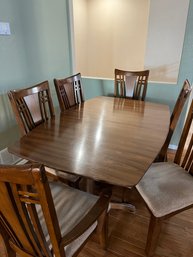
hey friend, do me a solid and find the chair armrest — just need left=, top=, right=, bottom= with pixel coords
left=60, top=189, right=111, bottom=247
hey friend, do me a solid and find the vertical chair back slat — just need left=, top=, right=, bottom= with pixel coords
left=73, top=73, right=84, bottom=105
left=11, top=183, right=46, bottom=257
left=174, top=100, right=193, bottom=173
left=0, top=182, right=37, bottom=255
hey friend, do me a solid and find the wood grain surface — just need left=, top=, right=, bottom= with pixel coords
left=8, top=96, right=170, bottom=188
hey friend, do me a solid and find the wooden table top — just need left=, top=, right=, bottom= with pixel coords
left=8, top=96, right=170, bottom=188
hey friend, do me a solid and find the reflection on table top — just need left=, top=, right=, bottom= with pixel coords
left=8, top=96, right=170, bottom=188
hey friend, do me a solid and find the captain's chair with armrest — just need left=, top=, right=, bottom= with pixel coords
left=0, top=163, right=111, bottom=257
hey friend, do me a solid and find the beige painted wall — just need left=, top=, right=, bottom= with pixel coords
left=73, top=0, right=88, bottom=74
left=73, top=0, right=149, bottom=78
left=73, top=0, right=189, bottom=82
left=145, top=0, right=189, bottom=83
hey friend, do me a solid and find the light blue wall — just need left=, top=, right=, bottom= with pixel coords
left=0, top=0, right=72, bottom=149
left=0, top=0, right=193, bottom=149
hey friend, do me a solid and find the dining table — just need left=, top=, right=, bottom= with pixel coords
left=8, top=96, right=170, bottom=190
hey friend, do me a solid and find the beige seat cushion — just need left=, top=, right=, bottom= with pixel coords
left=37, top=181, right=98, bottom=257
left=136, top=162, right=193, bottom=218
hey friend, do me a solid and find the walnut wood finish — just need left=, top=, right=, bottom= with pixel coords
left=8, top=81, right=80, bottom=187
left=8, top=96, right=170, bottom=188
left=156, top=79, right=192, bottom=162
left=0, top=163, right=111, bottom=257
left=136, top=99, right=193, bottom=256
left=8, top=81, right=55, bottom=137
left=54, top=73, right=84, bottom=112
left=54, top=73, right=84, bottom=185
left=114, top=69, right=149, bottom=101
left=2, top=179, right=193, bottom=257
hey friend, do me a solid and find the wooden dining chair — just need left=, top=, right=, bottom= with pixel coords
left=114, top=69, right=150, bottom=101
left=155, top=79, right=192, bottom=162
left=8, top=80, right=55, bottom=136
left=0, top=163, right=111, bottom=257
left=8, top=81, right=81, bottom=187
left=136, top=99, right=193, bottom=256
left=54, top=73, right=84, bottom=112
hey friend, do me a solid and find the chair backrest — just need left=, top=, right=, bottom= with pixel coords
left=174, top=99, right=193, bottom=174
left=8, top=81, right=55, bottom=136
left=0, top=163, right=62, bottom=257
left=54, top=73, right=84, bottom=112
left=114, top=69, right=150, bottom=101
left=158, top=80, right=192, bottom=161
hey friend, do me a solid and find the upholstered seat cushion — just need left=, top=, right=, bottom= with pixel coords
left=37, top=181, right=98, bottom=257
left=136, top=162, right=193, bottom=218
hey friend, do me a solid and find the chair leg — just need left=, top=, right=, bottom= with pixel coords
left=96, top=209, right=108, bottom=250
left=145, top=215, right=162, bottom=257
